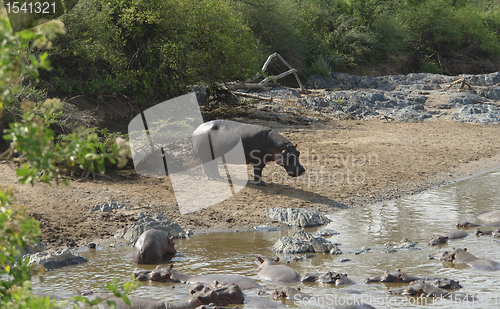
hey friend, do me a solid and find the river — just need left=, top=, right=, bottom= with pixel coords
left=32, top=169, right=500, bottom=308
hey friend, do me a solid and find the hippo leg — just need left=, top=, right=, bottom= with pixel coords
left=203, top=160, right=223, bottom=180
left=250, top=164, right=266, bottom=186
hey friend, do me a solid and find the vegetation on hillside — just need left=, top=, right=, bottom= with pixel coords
left=31, top=0, right=500, bottom=100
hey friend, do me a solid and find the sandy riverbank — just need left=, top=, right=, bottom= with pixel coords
left=2, top=117, right=500, bottom=248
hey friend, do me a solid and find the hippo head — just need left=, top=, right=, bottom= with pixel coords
left=428, top=248, right=466, bottom=262
left=257, top=257, right=279, bottom=268
left=428, top=235, right=449, bottom=246
left=456, top=221, right=478, bottom=228
left=193, top=282, right=244, bottom=306
left=280, top=144, right=305, bottom=177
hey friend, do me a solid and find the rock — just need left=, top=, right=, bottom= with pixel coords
left=265, top=207, right=331, bottom=228
left=315, top=229, right=339, bottom=237
left=187, top=84, right=208, bottom=104
left=273, top=230, right=340, bottom=254
left=450, top=104, right=500, bottom=124
left=391, top=105, right=433, bottom=122
left=330, top=246, right=343, bottom=255
left=90, top=201, right=128, bottom=212
left=384, top=238, right=419, bottom=252
left=353, top=247, right=371, bottom=254
left=254, top=225, right=278, bottom=232
left=114, top=213, right=187, bottom=243
left=24, top=248, right=89, bottom=270
left=298, top=72, right=500, bottom=124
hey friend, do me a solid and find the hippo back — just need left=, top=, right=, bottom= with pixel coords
left=133, top=229, right=176, bottom=264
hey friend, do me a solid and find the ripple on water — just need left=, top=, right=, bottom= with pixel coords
left=32, top=168, right=500, bottom=308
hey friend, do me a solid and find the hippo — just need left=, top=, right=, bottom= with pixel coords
left=477, top=210, right=500, bottom=223
left=474, top=228, right=495, bottom=236
left=269, top=287, right=311, bottom=300
left=428, top=230, right=468, bottom=245
left=133, top=229, right=176, bottom=264
left=388, top=280, right=475, bottom=301
left=456, top=221, right=480, bottom=228
left=365, top=270, right=461, bottom=289
left=271, top=287, right=376, bottom=309
left=428, top=248, right=500, bottom=271
left=134, top=265, right=261, bottom=290
left=192, top=120, right=305, bottom=185
left=301, top=271, right=354, bottom=285
left=94, top=281, right=244, bottom=309
left=244, top=297, right=286, bottom=308
left=456, top=221, right=500, bottom=228
left=256, top=257, right=301, bottom=283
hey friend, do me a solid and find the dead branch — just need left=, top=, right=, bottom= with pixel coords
left=261, top=53, right=307, bottom=93
left=223, top=53, right=308, bottom=95
left=442, top=78, right=475, bottom=92
left=225, top=83, right=271, bottom=91
left=231, top=92, right=273, bottom=101
left=380, top=115, right=395, bottom=122
left=259, top=69, right=297, bottom=85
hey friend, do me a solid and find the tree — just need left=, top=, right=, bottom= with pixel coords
left=0, top=12, right=136, bottom=308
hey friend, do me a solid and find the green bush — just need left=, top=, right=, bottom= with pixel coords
left=33, top=0, right=500, bottom=97
left=399, top=0, right=500, bottom=70
left=43, top=0, right=262, bottom=99
left=0, top=13, right=138, bottom=308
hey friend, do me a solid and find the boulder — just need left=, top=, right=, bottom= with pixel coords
left=114, top=213, right=186, bottom=243
left=265, top=207, right=331, bottom=228
left=24, top=248, right=89, bottom=270
left=273, top=230, right=340, bottom=254
left=384, top=238, right=419, bottom=252
left=90, top=201, right=129, bottom=212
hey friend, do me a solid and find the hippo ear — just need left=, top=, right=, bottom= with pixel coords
left=197, top=296, right=208, bottom=303
left=258, top=257, right=264, bottom=264
left=295, top=144, right=297, bottom=147
left=275, top=257, right=280, bottom=262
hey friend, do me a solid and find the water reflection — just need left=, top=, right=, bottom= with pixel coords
left=32, top=169, right=500, bottom=308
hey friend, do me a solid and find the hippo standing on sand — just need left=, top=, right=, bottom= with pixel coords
left=133, top=229, right=176, bottom=264
left=192, top=120, right=305, bottom=185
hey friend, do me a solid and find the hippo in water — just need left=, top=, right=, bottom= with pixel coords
left=428, top=230, right=468, bottom=245
left=256, top=257, right=301, bottom=283
left=271, top=287, right=376, bottom=309
left=134, top=265, right=261, bottom=290
left=301, top=271, right=354, bottom=285
left=192, top=120, right=305, bottom=185
left=94, top=281, right=244, bottom=309
left=133, top=229, right=176, bottom=264
left=477, top=210, right=500, bottom=223
left=365, top=269, right=462, bottom=289
left=428, top=248, right=500, bottom=271
left=388, top=280, right=475, bottom=301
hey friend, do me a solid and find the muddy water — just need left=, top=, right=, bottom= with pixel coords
left=32, top=169, right=500, bottom=308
